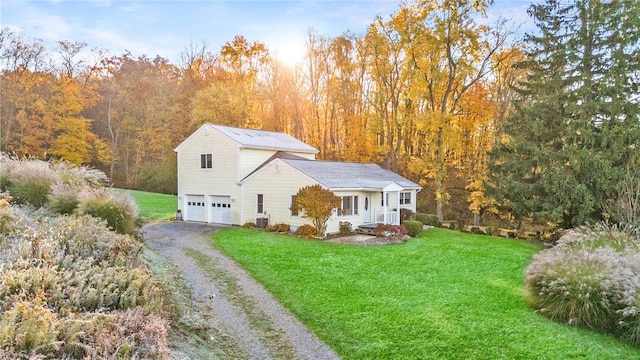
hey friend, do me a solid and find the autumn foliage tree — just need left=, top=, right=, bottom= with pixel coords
left=1, top=0, right=527, bottom=226
left=290, top=184, right=341, bottom=236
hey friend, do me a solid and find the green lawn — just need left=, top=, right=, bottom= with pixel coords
left=120, top=189, right=177, bottom=220
left=213, top=228, right=640, bottom=360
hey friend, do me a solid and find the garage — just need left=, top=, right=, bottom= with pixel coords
left=209, top=195, right=231, bottom=224
left=185, top=195, right=205, bottom=222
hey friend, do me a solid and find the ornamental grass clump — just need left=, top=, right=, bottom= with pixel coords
left=47, top=184, right=80, bottom=215
left=525, top=222, right=640, bottom=346
left=6, top=164, right=58, bottom=208
left=79, top=189, right=139, bottom=235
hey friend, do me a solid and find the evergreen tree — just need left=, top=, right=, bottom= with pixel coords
left=487, top=0, right=640, bottom=228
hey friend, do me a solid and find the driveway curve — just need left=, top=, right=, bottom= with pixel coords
left=143, top=221, right=340, bottom=360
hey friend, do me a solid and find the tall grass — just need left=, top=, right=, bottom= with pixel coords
left=526, top=223, right=640, bottom=347
left=0, top=155, right=171, bottom=358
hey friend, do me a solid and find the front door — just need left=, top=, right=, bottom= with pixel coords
left=364, top=194, right=372, bottom=223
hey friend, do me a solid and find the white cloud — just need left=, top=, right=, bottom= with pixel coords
left=2, top=1, right=73, bottom=41
left=83, top=28, right=156, bottom=56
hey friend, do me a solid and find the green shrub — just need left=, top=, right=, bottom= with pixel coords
left=295, top=224, right=317, bottom=237
left=400, top=208, right=414, bottom=223
left=404, top=220, right=423, bottom=237
left=80, top=191, right=138, bottom=235
left=339, top=221, right=352, bottom=235
left=416, top=213, right=441, bottom=227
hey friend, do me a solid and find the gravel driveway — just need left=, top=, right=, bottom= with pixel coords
left=143, top=221, right=340, bottom=360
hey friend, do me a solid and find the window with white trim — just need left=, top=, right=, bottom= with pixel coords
left=339, top=195, right=358, bottom=216
left=200, top=153, right=213, bottom=169
left=400, top=192, right=412, bottom=205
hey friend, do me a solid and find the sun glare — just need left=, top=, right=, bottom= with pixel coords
left=273, top=40, right=306, bottom=68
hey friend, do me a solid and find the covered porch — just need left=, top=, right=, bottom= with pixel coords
left=356, top=182, right=405, bottom=234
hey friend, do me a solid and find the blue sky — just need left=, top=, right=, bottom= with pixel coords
left=1, top=0, right=535, bottom=65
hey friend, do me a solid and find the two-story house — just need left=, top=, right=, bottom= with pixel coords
left=175, top=123, right=421, bottom=235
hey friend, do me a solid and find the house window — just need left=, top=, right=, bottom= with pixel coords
left=290, top=195, right=298, bottom=216
left=200, top=153, right=213, bottom=169
left=400, top=192, right=411, bottom=205
left=339, top=195, right=358, bottom=216
left=257, top=194, right=264, bottom=214
left=380, top=192, right=390, bottom=206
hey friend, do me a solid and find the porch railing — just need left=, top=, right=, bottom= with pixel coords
left=374, top=208, right=399, bottom=225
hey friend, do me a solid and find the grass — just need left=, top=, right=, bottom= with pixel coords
left=213, top=228, right=640, bottom=360
left=119, top=189, right=177, bottom=220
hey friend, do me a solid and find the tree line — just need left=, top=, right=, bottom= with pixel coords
left=1, top=0, right=638, bottom=230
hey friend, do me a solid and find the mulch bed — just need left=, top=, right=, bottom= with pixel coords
left=324, top=234, right=408, bottom=246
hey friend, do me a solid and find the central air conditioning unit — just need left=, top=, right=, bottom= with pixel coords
left=256, top=217, right=269, bottom=229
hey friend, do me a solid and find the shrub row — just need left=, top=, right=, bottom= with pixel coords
left=525, top=223, right=640, bottom=347
left=415, top=212, right=442, bottom=228
left=0, top=155, right=138, bottom=235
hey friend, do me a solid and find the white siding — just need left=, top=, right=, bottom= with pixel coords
left=326, top=191, right=367, bottom=234
left=176, top=125, right=242, bottom=224
left=238, top=148, right=315, bottom=181
left=241, top=159, right=316, bottom=228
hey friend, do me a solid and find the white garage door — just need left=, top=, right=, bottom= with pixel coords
left=209, top=195, right=231, bottom=224
left=185, top=195, right=205, bottom=222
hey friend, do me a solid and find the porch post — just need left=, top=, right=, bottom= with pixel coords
left=383, top=190, right=387, bottom=224
left=396, top=190, right=401, bottom=225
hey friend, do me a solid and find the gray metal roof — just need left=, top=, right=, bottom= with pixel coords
left=211, top=124, right=318, bottom=153
left=281, top=158, right=421, bottom=190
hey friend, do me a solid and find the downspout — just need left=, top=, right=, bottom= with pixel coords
left=237, top=146, right=242, bottom=183
left=238, top=146, right=243, bottom=226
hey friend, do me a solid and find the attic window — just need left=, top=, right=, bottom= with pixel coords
left=200, top=153, right=213, bottom=169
